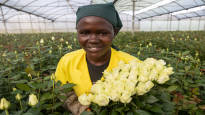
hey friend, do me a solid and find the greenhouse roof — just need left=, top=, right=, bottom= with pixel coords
left=122, top=0, right=205, bottom=20
left=0, top=0, right=205, bottom=22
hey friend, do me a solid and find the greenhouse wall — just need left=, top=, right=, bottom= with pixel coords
left=0, top=17, right=205, bottom=33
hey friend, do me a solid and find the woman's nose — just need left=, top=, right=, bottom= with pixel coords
left=89, top=34, right=99, bottom=42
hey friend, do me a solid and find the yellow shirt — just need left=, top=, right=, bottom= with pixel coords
left=55, top=48, right=138, bottom=96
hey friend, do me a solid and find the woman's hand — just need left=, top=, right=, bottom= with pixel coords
left=63, top=91, right=89, bottom=115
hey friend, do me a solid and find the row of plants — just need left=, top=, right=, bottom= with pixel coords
left=0, top=31, right=205, bottom=115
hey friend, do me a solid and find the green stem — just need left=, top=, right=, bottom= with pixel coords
left=5, top=109, right=9, bottom=115
left=52, top=80, right=55, bottom=112
left=20, top=100, right=23, bottom=110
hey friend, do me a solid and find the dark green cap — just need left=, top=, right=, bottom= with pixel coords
left=76, top=2, right=123, bottom=31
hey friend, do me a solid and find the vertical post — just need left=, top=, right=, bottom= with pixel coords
left=189, top=19, right=192, bottom=31
left=127, top=15, right=128, bottom=31
left=18, top=12, right=22, bottom=33
left=178, top=19, right=180, bottom=31
left=167, top=14, right=169, bottom=31
left=52, top=22, right=55, bottom=32
left=150, top=18, right=153, bottom=31
left=38, top=17, right=41, bottom=33
left=0, top=6, right=8, bottom=33
left=29, top=14, right=33, bottom=33
left=138, top=19, right=141, bottom=31
left=170, top=14, right=172, bottom=31
left=132, top=0, right=136, bottom=34
left=67, top=21, right=70, bottom=32
left=198, top=17, right=201, bottom=31
left=44, top=19, right=46, bottom=33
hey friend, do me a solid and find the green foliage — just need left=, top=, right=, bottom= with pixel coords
left=0, top=31, right=205, bottom=114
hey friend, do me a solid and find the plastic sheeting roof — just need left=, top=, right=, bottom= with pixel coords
left=123, top=0, right=205, bottom=20
left=0, top=0, right=205, bottom=22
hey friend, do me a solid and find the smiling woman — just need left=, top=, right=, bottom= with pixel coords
left=55, top=2, right=138, bottom=115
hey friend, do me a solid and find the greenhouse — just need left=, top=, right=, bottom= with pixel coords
left=0, top=0, right=205, bottom=115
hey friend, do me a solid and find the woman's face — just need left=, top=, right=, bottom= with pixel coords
left=77, top=16, right=115, bottom=59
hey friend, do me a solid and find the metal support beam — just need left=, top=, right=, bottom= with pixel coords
left=198, top=17, right=201, bottom=30
left=17, top=12, right=22, bottom=33
left=66, top=0, right=76, bottom=14
left=179, top=15, right=205, bottom=20
left=189, top=19, right=192, bottom=30
left=1, top=0, right=9, bottom=4
left=90, top=0, right=93, bottom=4
left=0, top=6, right=7, bottom=33
left=29, top=14, right=33, bottom=32
left=150, top=17, right=153, bottom=31
left=138, top=4, right=205, bottom=20
left=0, top=3, right=55, bottom=22
left=178, top=19, right=180, bottom=31
left=132, top=0, right=136, bottom=33
left=170, top=14, right=172, bottom=31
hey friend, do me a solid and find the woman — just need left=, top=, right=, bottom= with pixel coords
left=55, top=2, right=138, bottom=115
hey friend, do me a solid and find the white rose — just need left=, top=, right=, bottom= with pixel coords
left=120, top=64, right=131, bottom=74
left=40, top=39, right=44, bottom=44
left=92, top=94, right=109, bottom=106
left=28, top=94, right=38, bottom=106
left=15, top=93, right=22, bottom=101
left=149, top=69, right=158, bottom=81
left=128, top=71, right=138, bottom=83
left=91, top=80, right=107, bottom=94
left=120, top=91, right=132, bottom=103
left=157, top=74, right=169, bottom=84
left=51, top=36, right=55, bottom=41
left=164, top=67, right=174, bottom=75
left=124, top=80, right=136, bottom=95
left=60, top=38, right=64, bottom=42
left=158, top=59, right=166, bottom=66
left=103, top=70, right=112, bottom=79
left=138, top=70, right=149, bottom=82
left=109, top=90, right=121, bottom=102
left=119, top=71, right=129, bottom=79
left=135, top=81, right=154, bottom=95
left=0, top=98, right=10, bottom=110
left=78, top=94, right=92, bottom=105
left=144, top=58, right=156, bottom=67
left=155, top=63, right=164, bottom=72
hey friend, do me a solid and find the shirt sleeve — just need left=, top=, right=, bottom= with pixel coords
left=55, top=56, right=69, bottom=84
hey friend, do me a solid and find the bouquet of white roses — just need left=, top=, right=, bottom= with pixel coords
left=79, top=58, right=174, bottom=107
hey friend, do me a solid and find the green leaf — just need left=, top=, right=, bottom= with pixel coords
left=145, top=95, right=159, bottom=104
left=22, top=113, right=33, bottom=115
left=40, top=92, right=53, bottom=101
left=99, top=110, right=108, bottom=115
left=81, top=111, right=95, bottom=115
left=127, top=111, right=134, bottom=115
left=11, top=80, right=28, bottom=84
left=111, top=111, right=119, bottom=115
left=167, top=85, right=178, bottom=92
left=133, top=110, right=151, bottom=115
left=52, top=102, right=63, bottom=109
left=150, top=106, right=163, bottom=113
left=182, top=51, right=190, bottom=56
left=162, top=102, right=175, bottom=112
left=61, top=83, right=75, bottom=89
left=16, top=83, right=31, bottom=91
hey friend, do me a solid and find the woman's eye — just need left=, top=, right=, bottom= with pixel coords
left=80, top=31, right=89, bottom=35
left=98, top=32, right=108, bottom=36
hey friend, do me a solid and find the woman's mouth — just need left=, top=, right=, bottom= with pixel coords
left=87, top=47, right=103, bottom=52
